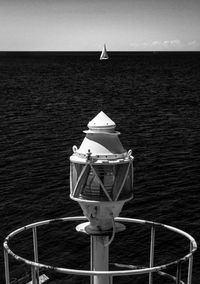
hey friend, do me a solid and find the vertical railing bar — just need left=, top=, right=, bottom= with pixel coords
left=90, top=236, right=94, bottom=284
left=33, top=227, right=39, bottom=262
left=32, top=227, right=40, bottom=284
left=31, top=265, right=37, bottom=284
left=4, top=248, right=10, bottom=284
left=176, top=261, right=182, bottom=284
left=187, top=242, right=193, bottom=284
left=149, top=225, right=155, bottom=284
left=131, top=160, right=134, bottom=188
left=70, top=162, right=73, bottom=195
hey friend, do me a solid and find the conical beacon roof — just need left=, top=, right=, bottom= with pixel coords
left=88, top=111, right=116, bottom=130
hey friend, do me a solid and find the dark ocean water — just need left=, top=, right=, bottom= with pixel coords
left=0, top=52, right=200, bottom=284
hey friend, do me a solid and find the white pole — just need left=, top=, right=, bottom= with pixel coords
left=91, top=235, right=110, bottom=284
left=32, top=227, right=40, bottom=284
left=4, top=248, right=10, bottom=284
left=149, top=226, right=155, bottom=284
left=187, top=242, right=193, bottom=284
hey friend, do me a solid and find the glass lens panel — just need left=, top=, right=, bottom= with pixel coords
left=81, top=169, right=103, bottom=200
left=74, top=164, right=90, bottom=197
left=81, top=165, right=115, bottom=201
left=70, top=162, right=85, bottom=194
left=70, top=162, right=133, bottom=201
left=118, top=164, right=133, bottom=200
left=112, top=163, right=128, bottom=200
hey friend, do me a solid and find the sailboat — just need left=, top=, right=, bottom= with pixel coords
left=100, top=44, right=109, bottom=60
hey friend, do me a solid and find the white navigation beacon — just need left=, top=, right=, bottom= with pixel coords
left=3, top=111, right=197, bottom=284
left=70, top=111, right=134, bottom=235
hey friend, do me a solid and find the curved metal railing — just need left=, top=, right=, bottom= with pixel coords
left=3, top=216, right=197, bottom=284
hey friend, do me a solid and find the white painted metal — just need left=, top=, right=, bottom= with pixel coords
left=31, top=266, right=37, bottom=284
left=176, top=261, right=182, bottom=284
left=3, top=216, right=197, bottom=280
left=187, top=242, right=194, bottom=284
left=91, top=236, right=110, bottom=284
left=32, top=227, right=40, bottom=284
left=4, top=249, right=10, bottom=284
left=76, top=221, right=125, bottom=236
left=87, top=111, right=115, bottom=131
left=149, top=226, right=155, bottom=284
left=69, top=112, right=134, bottom=239
left=73, top=199, right=128, bottom=232
left=70, top=111, right=129, bottom=162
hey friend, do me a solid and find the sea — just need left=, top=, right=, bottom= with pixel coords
left=0, top=52, right=200, bottom=284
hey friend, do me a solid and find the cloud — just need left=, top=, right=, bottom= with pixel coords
left=151, top=39, right=181, bottom=47
left=129, top=39, right=199, bottom=50
left=187, top=40, right=199, bottom=47
left=130, top=39, right=182, bottom=49
left=151, top=41, right=160, bottom=46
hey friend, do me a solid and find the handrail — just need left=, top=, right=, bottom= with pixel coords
left=3, top=216, right=197, bottom=283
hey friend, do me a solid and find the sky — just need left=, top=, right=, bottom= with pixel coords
left=0, top=0, right=200, bottom=51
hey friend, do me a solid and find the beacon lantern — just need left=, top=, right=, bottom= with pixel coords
left=70, top=111, right=134, bottom=235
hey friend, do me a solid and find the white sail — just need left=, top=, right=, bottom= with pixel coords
left=100, top=44, right=109, bottom=60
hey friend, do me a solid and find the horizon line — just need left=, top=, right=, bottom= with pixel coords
left=0, top=50, right=200, bottom=53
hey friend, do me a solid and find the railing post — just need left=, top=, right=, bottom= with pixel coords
left=4, top=248, right=10, bottom=284
left=176, top=261, right=182, bottom=284
left=187, top=242, right=193, bottom=284
left=32, top=227, right=40, bottom=284
left=90, top=236, right=93, bottom=284
left=31, top=266, right=37, bottom=284
left=149, top=225, right=155, bottom=284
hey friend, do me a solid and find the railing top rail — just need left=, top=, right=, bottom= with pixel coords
left=3, top=216, right=197, bottom=277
